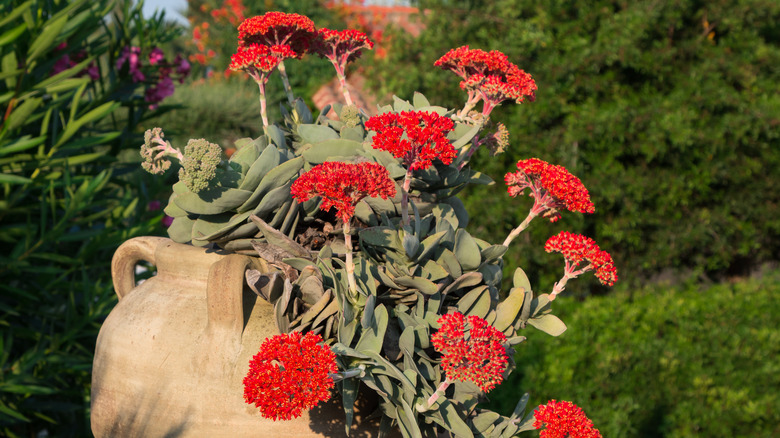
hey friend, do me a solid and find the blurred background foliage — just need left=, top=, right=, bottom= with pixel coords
left=1, top=0, right=778, bottom=436
left=361, top=0, right=780, bottom=293
left=0, top=0, right=184, bottom=435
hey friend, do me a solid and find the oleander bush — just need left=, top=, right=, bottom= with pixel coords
left=488, top=269, right=780, bottom=437
left=0, top=1, right=185, bottom=436
left=365, top=0, right=780, bottom=290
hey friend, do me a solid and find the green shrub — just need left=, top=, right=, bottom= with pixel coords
left=486, top=270, right=780, bottom=437
left=363, top=0, right=780, bottom=289
left=0, top=1, right=183, bottom=436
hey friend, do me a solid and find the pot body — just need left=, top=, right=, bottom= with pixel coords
left=91, top=237, right=371, bottom=437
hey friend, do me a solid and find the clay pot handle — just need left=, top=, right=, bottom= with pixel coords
left=111, top=236, right=169, bottom=300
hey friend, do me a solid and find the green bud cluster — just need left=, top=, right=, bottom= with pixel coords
left=179, top=139, right=222, bottom=193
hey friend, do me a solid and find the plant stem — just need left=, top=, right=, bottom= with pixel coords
left=337, top=71, right=353, bottom=107
left=256, top=81, right=268, bottom=128
left=502, top=210, right=538, bottom=247
left=401, top=167, right=413, bottom=226
left=416, top=379, right=451, bottom=412
left=276, top=60, right=295, bottom=105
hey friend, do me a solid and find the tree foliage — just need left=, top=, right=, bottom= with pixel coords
left=0, top=1, right=182, bottom=435
left=487, top=270, right=780, bottom=437
left=364, top=0, right=780, bottom=289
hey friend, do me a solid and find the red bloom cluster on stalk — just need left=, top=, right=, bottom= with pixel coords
left=365, top=111, right=456, bottom=171
left=505, top=158, right=595, bottom=222
left=238, top=12, right=316, bottom=57
left=431, top=312, right=508, bottom=392
left=229, top=43, right=296, bottom=73
left=533, top=400, right=603, bottom=438
left=290, top=161, right=397, bottom=223
left=545, top=231, right=618, bottom=286
left=435, top=46, right=536, bottom=114
left=312, top=28, right=374, bottom=75
left=243, top=332, right=337, bottom=421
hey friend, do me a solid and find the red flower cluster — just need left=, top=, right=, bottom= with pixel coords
left=435, top=46, right=537, bottom=110
left=545, top=231, right=618, bottom=286
left=505, top=158, right=595, bottom=222
left=312, top=28, right=374, bottom=75
left=238, top=12, right=316, bottom=57
left=365, top=111, right=456, bottom=171
left=291, top=161, right=397, bottom=223
left=533, top=400, right=603, bottom=438
left=229, top=43, right=296, bottom=73
left=430, top=312, right=508, bottom=392
left=243, top=331, right=337, bottom=421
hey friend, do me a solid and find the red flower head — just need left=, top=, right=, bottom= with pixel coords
left=430, top=312, right=508, bottom=392
left=238, top=12, right=316, bottom=58
left=312, top=28, right=374, bottom=77
left=243, top=331, right=337, bottom=421
left=545, top=231, right=618, bottom=286
left=505, top=158, right=595, bottom=222
left=533, top=400, right=603, bottom=438
left=365, top=111, right=456, bottom=171
left=291, top=161, right=397, bottom=223
left=229, top=43, right=296, bottom=73
left=435, top=46, right=537, bottom=113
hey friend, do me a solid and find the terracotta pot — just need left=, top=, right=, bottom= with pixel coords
left=91, top=236, right=378, bottom=437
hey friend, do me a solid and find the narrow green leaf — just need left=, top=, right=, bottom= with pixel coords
left=4, top=97, right=41, bottom=131
left=0, top=174, right=31, bottom=184
left=27, top=14, right=69, bottom=63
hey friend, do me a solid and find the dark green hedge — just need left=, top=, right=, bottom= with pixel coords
left=486, top=270, right=780, bottom=437
left=365, top=0, right=780, bottom=289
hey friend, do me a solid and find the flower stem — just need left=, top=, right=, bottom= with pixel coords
left=343, top=221, right=358, bottom=295
left=337, top=71, right=354, bottom=107
left=276, top=60, right=295, bottom=105
left=416, top=379, right=451, bottom=412
left=550, top=263, right=593, bottom=300
left=502, top=210, right=538, bottom=247
left=401, top=167, right=413, bottom=226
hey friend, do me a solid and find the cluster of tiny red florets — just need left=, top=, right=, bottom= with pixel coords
left=243, top=331, right=338, bottom=421
left=435, top=46, right=537, bottom=106
left=505, top=158, right=595, bottom=221
left=290, top=161, right=397, bottom=223
left=237, top=12, right=316, bottom=57
left=533, top=400, right=603, bottom=438
left=228, top=43, right=296, bottom=72
left=545, top=231, right=618, bottom=286
left=365, top=111, right=456, bottom=171
left=313, top=28, right=374, bottom=67
left=430, top=312, right=508, bottom=392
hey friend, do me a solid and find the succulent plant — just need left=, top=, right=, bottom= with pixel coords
left=140, top=12, right=614, bottom=438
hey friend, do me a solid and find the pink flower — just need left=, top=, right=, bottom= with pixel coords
left=430, top=312, right=508, bottom=392
left=505, top=158, right=594, bottom=222
left=145, top=76, right=175, bottom=109
left=534, top=400, right=602, bottom=438
left=545, top=231, right=618, bottom=286
left=290, top=161, right=396, bottom=223
left=174, top=54, right=191, bottom=82
left=243, top=332, right=337, bottom=421
left=116, top=46, right=145, bottom=83
left=365, top=111, right=456, bottom=171
left=148, top=47, right=165, bottom=65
